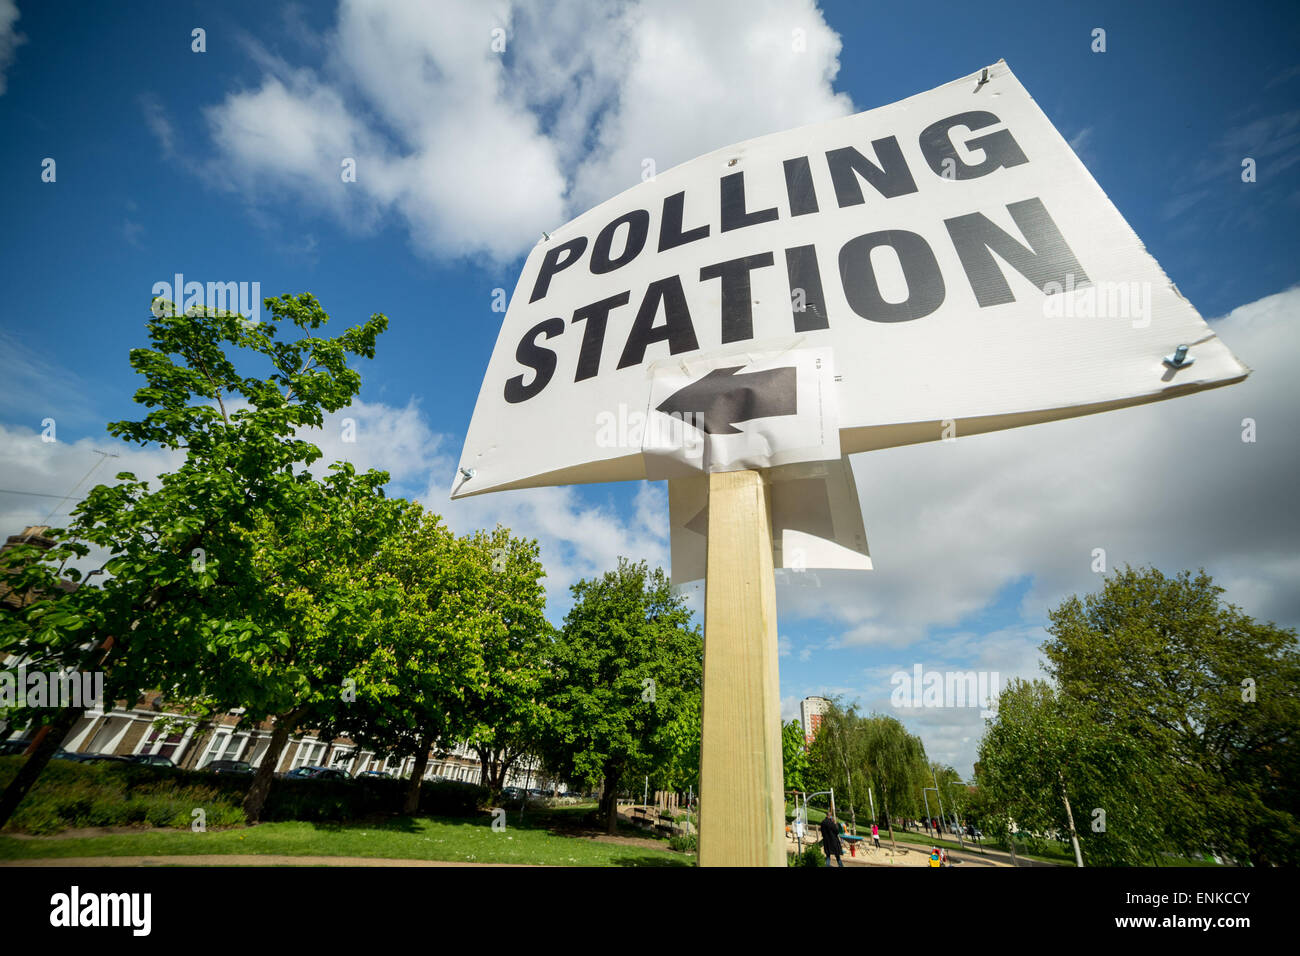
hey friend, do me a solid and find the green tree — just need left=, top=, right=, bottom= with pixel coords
left=807, top=701, right=869, bottom=829
left=858, top=713, right=928, bottom=848
left=0, top=293, right=388, bottom=827
left=314, top=505, right=486, bottom=814
left=1043, top=566, right=1300, bottom=865
left=459, top=526, right=550, bottom=796
left=220, top=461, right=414, bottom=822
left=781, top=719, right=810, bottom=793
left=978, top=678, right=1165, bottom=866
left=805, top=703, right=928, bottom=847
left=540, top=559, right=702, bottom=834
left=653, top=697, right=702, bottom=795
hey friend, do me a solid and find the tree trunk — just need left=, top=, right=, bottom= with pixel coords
left=0, top=703, right=86, bottom=828
left=403, top=731, right=434, bottom=815
left=242, top=710, right=300, bottom=824
left=601, top=769, right=620, bottom=835
left=1059, top=769, right=1085, bottom=867
left=476, top=747, right=499, bottom=793
left=495, top=752, right=518, bottom=792
left=476, top=747, right=519, bottom=794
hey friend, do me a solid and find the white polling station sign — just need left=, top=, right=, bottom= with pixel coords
left=452, top=60, right=1248, bottom=499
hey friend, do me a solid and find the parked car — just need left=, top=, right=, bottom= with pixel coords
left=51, top=750, right=100, bottom=762
left=285, top=765, right=350, bottom=781
left=127, top=754, right=177, bottom=768
left=0, top=739, right=33, bottom=756
left=501, top=786, right=523, bottom=800
left=79, top=754, right=133, bottom=764
left=205, top=759, right=255, bottom=776
left=356, top=770, right=392, bottom=779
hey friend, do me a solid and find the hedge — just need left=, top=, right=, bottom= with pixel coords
left=0, top=756, right=489, bottom=834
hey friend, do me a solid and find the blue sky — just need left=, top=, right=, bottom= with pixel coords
left=1, top=0, right=1297, bottom=775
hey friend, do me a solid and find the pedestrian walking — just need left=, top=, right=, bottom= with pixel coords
left=871, top=823, right=880, bottom=849
left=819, top=812, right=844, bottom=868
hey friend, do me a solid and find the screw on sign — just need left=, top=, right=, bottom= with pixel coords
left=452, top=62, right=1248, bottom=866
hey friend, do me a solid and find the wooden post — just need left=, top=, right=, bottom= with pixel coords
left=698, top=469, right=785, bottom=866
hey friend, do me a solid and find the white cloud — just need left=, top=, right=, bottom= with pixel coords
left=194, top=0, right=852, bottom=263
left=0, top=424, right=184, bottom=570
left=776, top=286, right=1300, bottom=773
left=560, top=0, right=853, bottom=214
left=777, top=286, right=1300, bottom=651
left=0, top=0, right=24, bottom=96
left=306, top=398, right=446, bottom=492
left=436, top=480, right=670, bottom=614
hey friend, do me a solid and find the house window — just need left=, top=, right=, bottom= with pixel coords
left=293, top=740, right=326, bottom=769
left=246, top=736, right=270, bottom=768
left=200, top=731, right=245, bottom=767
left=138, top=727, right=186, bottom=759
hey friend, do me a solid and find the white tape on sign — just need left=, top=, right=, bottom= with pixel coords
left=668, top=456, right=871, bottom=585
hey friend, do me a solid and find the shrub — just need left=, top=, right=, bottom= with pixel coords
left=668, top=833, right=697, bottom=853
left=0, top=755, right=489, bottom=833
left=788, top=844, right=824, bottom=867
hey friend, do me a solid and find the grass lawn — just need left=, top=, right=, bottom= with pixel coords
left=0, top=805, right=692, bottom=867
left=1154, top=854, right=1226, bottom=867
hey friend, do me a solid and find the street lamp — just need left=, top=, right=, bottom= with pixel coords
left=929, top=766, right=948, bottom=841
left=951, top=779, right=983, bottom=854
left=944, top=779, right=966, bottom=850
left=922, top=787, right=938, bottom=838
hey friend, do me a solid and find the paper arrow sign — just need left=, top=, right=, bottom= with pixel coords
left=643, top=343, right=840, bottom=478
left=655, top=365, right=798, bottom=434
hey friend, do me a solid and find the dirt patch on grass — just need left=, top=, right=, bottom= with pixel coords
left=538, top=814, right=680, bottom=853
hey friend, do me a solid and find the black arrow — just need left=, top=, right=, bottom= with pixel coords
left=655, top=365, right=797, bottom=435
